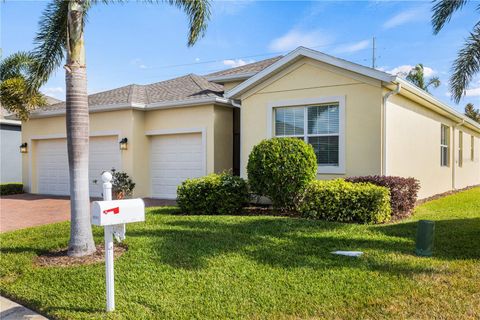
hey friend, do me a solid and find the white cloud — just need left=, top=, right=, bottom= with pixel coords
left=385, top=65, right=436, bottom=77
left=383, top=7, right=425, bottom=29
left=223, top=59, right=255, bottom=68
left=465, top=87, right=480, bottom=97
left=214, top=0, right=254, bottom=15
left=268, top=29, right=332, bottom=52
left=334, top=40, right=370, bottom=54
left=131, top=58, right=148, bottom=69
left=41, top=87, right=64, bottom=99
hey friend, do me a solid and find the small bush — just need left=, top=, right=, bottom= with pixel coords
left=345, top=175, right=420, bottom=219
left=299, top=179, right=391, bottom=224
left=0, top=183, right=24, bottom=196
left=247, top=138, right=317, bottom=211
left=177, top=172, right=249, bottom=215
left=111, top=168, right=136, bottom=199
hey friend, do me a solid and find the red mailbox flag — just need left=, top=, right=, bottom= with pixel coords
left=103, top=207, right=120, bottom=215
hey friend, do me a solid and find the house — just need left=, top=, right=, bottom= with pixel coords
left=1, top=96, right=62, bottom=185
left=18, top=47, right=480, bottom=199
left=1, top=108, right=22, bottom=183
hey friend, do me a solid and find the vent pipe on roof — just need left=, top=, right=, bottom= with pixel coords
left=382, top=83, right=402, bottom=176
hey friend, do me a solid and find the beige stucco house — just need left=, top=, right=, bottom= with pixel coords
left=19, top=47, right=480, bottom=199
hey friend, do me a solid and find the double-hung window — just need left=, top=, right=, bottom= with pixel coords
left=440, top=124, right=449, bottom=167
left=274, top=99, right=343, bottom=172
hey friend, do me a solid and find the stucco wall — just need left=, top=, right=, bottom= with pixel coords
left=21, top=110, right=134, bottom=193
left=386, top=93, right=480, bottom=199
left=0, top=124, right=22, bottom=183
left=239, top=57, right=384, bottom=179
left=22, top=104, right=234, bottom=198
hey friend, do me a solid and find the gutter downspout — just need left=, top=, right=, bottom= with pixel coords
left=382, top=83, right=401, bottom=176
left=452, top=119, right=465, bottom=190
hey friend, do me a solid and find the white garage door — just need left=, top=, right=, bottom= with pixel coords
left=150, top=133, right=204, bottom=199
left=36, top=136, right=121, bottom=197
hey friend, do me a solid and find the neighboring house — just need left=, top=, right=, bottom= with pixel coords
left=1, top=96, right=61, bottom=184
left=1, top=107, right=22, bottom=183
left=17, top=47, right=480, bottom=199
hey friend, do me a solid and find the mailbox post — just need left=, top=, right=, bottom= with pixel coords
left=92, top=171, right=145, bottom=312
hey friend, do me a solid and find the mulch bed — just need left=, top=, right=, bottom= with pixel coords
left=35, top=243, right=127, bottom=268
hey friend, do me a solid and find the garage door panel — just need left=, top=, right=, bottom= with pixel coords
left=150, top=133, right=204, bottom=199
left=36, top=136, right=121, bottom=197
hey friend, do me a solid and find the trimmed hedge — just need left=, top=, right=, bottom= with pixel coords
left=0, top=183, right=24, bottom=195
left=177, top=172, right=249, bottom=215
left=247, top=138, right=317, bottom=211
left=345, top=175, right=420, bottom=219
left=299, top=179, right=391, bottom=224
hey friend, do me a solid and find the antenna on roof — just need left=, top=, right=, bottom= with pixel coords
left=372, top=36, right=376, bottom=69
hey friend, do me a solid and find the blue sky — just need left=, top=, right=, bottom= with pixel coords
left=1, top=0, right=479, bottom=112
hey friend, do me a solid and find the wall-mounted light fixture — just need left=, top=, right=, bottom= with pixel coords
left=119, top=138, right=128, bottom=150
left=20, top=142, right=28, bottom=153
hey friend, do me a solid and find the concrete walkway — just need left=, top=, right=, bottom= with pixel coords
left=0, top=296, right=48, bottom=320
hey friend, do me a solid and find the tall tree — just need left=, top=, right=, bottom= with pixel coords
left=432, top=0, right=479, bottom=103
left=404, top=64, right=441, bottom=93
left=465, top=103, right=480, bottom=123
left=30, top=0, right=210, bottom=257
left=0, top=52, right=47, bottom=120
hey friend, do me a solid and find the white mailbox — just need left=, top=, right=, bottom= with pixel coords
left=91, top=199, right=145, bottom=226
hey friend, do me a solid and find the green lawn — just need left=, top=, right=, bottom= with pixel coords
left=1, top=188, right=479, bottom=319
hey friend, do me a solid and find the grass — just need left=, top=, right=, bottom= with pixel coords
left=1, top=188, right=479, bottom=319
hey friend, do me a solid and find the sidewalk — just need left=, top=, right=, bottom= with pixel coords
left=0, top=296, right=48, bottom=320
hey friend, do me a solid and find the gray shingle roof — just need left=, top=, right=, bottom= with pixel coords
left=36, top=57, right=281, bottom=114
left=42, top=74, right=224, bottom=111
left=205, top=56, right=283, bottom=78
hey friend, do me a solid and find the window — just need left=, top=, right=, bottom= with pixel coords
left=472, top=135, right=475, bottom=161
left=440, top=124, right=449, bottom=167
left=275, top=103, right=340, bottom=167
left=458, top=131, right=463, bottom=167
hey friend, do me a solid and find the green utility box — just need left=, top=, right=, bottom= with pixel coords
left=415, top=220, right=435, bottom=257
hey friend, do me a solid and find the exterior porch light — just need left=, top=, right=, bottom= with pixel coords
left=20, top=142, right=28, bottom=153
left=119, top=138, right=128, bottom=150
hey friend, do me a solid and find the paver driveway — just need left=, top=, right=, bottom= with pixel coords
left=0, top=194, right=176, bottom=233
left=0, top=194, right=70, bottom=233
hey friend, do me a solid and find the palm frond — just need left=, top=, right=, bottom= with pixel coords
left=426, top=76, right=441, bottom=90
left=432, top=0, right=469, bottom=34
left=450, top=23, right=480, bottom=103
left=0, top=52, right=37, bottom=81
left=29, top=0, right=69, bottom=89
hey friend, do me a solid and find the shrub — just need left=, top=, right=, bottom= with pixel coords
left=345, top=175, right=420, bottom=219
left=110, top=168, right=136, bottom=199
left=247, top=138, right=317, bottom=211
left=0, top=183, right=24, bottom=195
left=299, top=179, right=391, bottom=224
left=177, top=172, right=249, bottom=215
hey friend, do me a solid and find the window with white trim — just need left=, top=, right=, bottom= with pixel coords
left=275, top=103, right=340, bottom=167
left=440, top=124, right=449, bottom=167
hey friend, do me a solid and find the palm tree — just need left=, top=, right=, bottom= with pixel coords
left=29, top=0, right=210, bottom=257
left=432, top=0, right=479, bottom=103
left=465, top=103, right=480, bottom=123
left=404, top=64, right=441, bottom=93
left=0, top=52, right=47, bottom=120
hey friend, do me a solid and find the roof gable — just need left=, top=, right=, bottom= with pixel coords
left=225, top=47, right=395, bottom=99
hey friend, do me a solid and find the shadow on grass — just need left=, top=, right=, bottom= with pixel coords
left=126, top=216, right=479, bottom=276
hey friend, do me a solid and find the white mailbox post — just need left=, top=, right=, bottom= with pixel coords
left=91, top=172, right=145, bottom=312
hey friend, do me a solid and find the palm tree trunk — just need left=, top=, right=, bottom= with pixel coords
left=66, top=0, right=95, bottom=257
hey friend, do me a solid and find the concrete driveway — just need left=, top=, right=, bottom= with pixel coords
left=0, top=194, right=71, bottom=233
